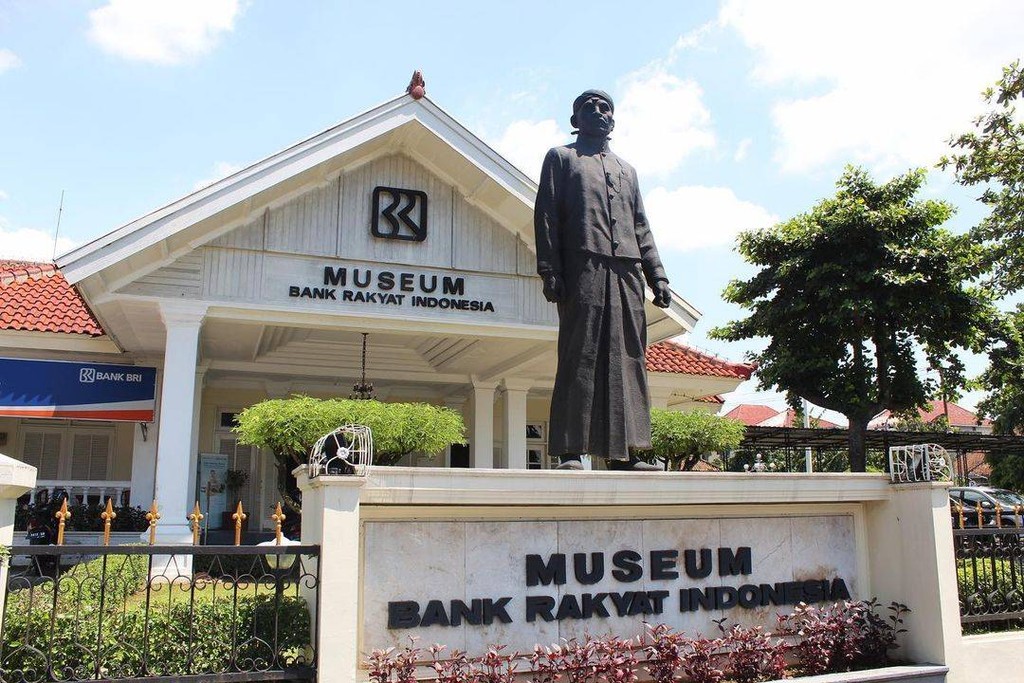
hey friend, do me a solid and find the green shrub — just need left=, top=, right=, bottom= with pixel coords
left=637, top=409, right=745, bottom=471
left=957, top=557, right=1024, bottom=615
left=234, top=396, right=466, bottom=467
left=15, top=502, right=150, bottom=532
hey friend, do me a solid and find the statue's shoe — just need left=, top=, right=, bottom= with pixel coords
left=607, top=459, right=662, bottom=472
left=555, top=458, right=585, bottom=470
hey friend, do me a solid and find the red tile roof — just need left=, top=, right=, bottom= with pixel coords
left=871, top=401, right=990, bottom=428
left=723, top=404, right=779, bottom=426
left=645, top=341, right=755, bottom=379
left=759, top=408, right=839, bottom=429
left=0, top=260, right=104, bottom=336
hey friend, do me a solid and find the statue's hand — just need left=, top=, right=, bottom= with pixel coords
left=652, top=280, right=672, bottom=308
left=542, top=273, right=565, bottom=303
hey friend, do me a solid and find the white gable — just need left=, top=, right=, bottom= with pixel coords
left=57, top=91, right=698, bottom=351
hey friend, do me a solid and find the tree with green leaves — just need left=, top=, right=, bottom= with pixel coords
left=976, top=307, right=1024, bottom=489
left=712, top=166, right=994, bottom=471
left=638, top=409, right=745, bottom=471
left=941, top=60, right=1024, bottom=294
left=234, top=396, right=465, bottom=511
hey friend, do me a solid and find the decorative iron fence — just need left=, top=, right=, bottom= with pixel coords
left=1, top=496, right=319, bottom=683
left=953, top=527, right=1024, bottom=632
left=1, top=544, right=320, bottom=683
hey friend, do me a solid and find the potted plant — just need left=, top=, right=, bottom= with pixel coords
left=221, top=468, right=250, bottom=530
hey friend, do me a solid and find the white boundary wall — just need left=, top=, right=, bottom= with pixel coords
left=297, top=467, right=1016, bottom=683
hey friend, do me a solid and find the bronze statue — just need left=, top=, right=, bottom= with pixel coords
left=534, top=89, right=671, bottom=471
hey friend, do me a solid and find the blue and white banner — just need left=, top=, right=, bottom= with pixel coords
left=0, top=358, right=156, bottom=421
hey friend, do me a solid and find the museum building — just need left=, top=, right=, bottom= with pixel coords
left=0, top=90, right=752, bottom=537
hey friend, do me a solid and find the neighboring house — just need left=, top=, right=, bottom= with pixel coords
left=722, top=404, right=838, bottom=428
left=0, top=84, right=753, bottom=534
left=868, top=401, right=992, bottom=434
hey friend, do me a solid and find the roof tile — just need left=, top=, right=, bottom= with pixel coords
left=0, top=260, right=104, bottom=336
left=645, top=341, right=754, bottom=379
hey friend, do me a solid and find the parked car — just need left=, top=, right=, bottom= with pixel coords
left=949, top=486, right=1024, bottom=528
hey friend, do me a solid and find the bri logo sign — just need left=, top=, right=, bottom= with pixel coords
left=0, top=358, right=156, bottom=422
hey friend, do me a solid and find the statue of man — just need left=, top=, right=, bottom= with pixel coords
left=534, top=89, right=672, bottom=471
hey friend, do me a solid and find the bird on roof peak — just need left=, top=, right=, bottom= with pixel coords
left=407, top=70, right=425, bottom=99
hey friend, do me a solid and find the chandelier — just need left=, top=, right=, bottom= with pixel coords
left=350, top=332, right=376, bottom=400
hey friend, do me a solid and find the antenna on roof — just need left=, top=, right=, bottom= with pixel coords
left=51, top=190, right=65, bottom=261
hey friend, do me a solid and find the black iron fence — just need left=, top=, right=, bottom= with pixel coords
left=953, top=527, right=1024, bottom=632
left=1, top=544, right=320, bottom=683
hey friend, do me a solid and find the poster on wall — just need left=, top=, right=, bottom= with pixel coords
left=199, top=453, right=229, bottom=530
left=0, top=357, right=156, bottom=421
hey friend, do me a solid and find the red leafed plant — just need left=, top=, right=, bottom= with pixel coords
left=679, top=634, right=727, bottom=683
left=643, top=623, right=685, bottom=683
left=594, top=636, right=640, bottom=683
left=477, top=645, right=519, bottom=683
left=715, top=621, right=787, bottom=683
left=429, top=644, right=471, bottom=683
left=367, top=599, right=908, bottom=682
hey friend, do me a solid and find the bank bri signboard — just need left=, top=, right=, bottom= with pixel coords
left=0, top=358, right=156, bottom=421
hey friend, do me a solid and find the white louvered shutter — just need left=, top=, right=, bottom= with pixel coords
left=21, top=432, right=61, bottom=479
left=70, top=433, right=110, bottom=480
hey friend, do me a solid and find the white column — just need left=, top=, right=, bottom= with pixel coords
left=0, top=454, right=35, bottom=619
left=129, top=420, right=158, bottom=507
left=296, top=466, right=364, bottom=683
left=864, top=483, right=964, bottom=668
left=153, top=302, right=207, bottom=542
left=501, top=379, right=530, bottom=470
left=184, top=365, right=207, bottom=518
left=469, top=379, right=497, bottom=469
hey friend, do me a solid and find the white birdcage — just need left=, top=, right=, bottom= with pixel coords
left=888, top=443, right=952, bottom=483
left=309, top=424, right=373, bottom=476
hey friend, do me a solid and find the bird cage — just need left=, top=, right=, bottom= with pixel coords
left=888, top=443, right=951, bottom=483
left=309, top=424, right=373, bottom=476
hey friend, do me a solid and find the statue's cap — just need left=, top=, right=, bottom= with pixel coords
left=572, top=89, right=614, bottom=114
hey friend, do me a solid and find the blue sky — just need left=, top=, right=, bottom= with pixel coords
left=1, top=0, right=1021, bottom=416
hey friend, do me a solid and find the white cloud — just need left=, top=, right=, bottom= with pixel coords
left=491, top=119, right=567, bottom=181
left=0, top=49, right=21, bottom=74
left=192, top=161, right=243, bottom=191
left=644, top=185, right=777, bottom=251
left=614, top=69, right=715, bottom=177
left=0, top=190, right=8, bottom=201
left=720, top=0, right=1024, bottom=173
left=734, top=138, right=752, bottom=162
left=87, top=0, right=242, bottom=65
left=0, top=219, right=77, bottom=261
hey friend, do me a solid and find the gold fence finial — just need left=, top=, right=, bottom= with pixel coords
left=189, top=501, right=204, bottom=545
left=146, top=501, right=161, bottom=545
left=272, top=502, right=286, bottom=545
left=957, top=503, right=965, bottom=529
left=976, top=504, right=984, bottom=529
left=55, top=499, right=70, bottom=546
left=100, top=498, right=117, bottom=546
left=232, top=501, right=247, bottom=546
left=995, top=503, right=1003, bottom=529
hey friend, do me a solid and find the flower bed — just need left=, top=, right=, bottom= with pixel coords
left=367, top=600, right=910, bottom=683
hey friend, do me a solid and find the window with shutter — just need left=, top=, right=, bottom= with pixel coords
left=21, top=432, right=61, bottom=479
left=70, top=433, right=110, bottom=480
